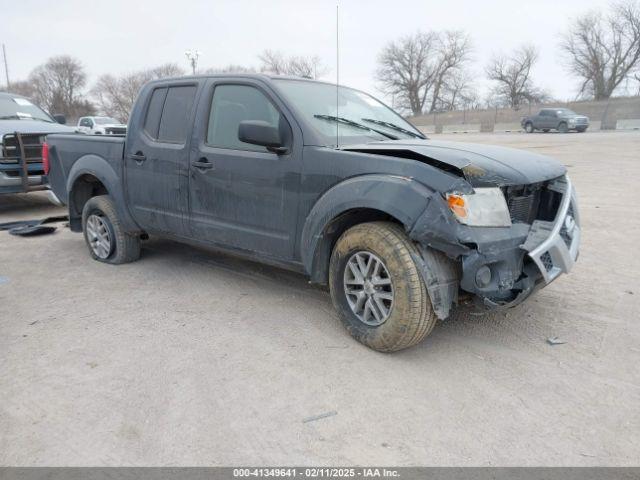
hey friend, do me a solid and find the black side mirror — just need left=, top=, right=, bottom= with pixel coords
left=238, top=120, right=287, bottom=154
left=53, top=114, right=66, bottom=125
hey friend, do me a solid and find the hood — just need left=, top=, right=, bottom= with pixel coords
left=0, top=119, right=78, bottom=139
left=341, top=139, right=566, bottom=187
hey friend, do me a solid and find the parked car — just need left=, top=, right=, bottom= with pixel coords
left=521, top=108, right=590, bottom=133
left=0, top=91, right=76, bottom=197
left=77, top=116, right=127, bottom=135
left=46, top=75, right=580, bottom=352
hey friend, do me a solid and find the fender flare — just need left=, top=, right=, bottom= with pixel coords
left=300, top=174, right=436, bottom=280
left=66, top=154, right=140, bottom=233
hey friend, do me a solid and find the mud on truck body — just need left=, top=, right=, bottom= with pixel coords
left=45, top=75, right=580, bottom=352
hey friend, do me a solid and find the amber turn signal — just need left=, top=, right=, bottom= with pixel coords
left=447, top=194, right=467, bottom=218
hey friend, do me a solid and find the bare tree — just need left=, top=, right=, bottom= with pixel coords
left=203, top=64, right=256, bottom=74
left=376, top=31, right=472, bottom=115
left=428, top=31, right=473, bottom=112
left=26, top=55, right=94, bottom=118
left=92, top=63, right=184, bottom=121
left=485, top=45, right=547, bottom=110
left=561, top=1, right=640, bottom=99
left=436, top=70, right=479, bottom=111
left=259, top=50, right=328, bottom=79
left=6, top=79, right=35, bottom=98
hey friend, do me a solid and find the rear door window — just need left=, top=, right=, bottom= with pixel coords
left=158, top=86, right=197, bottom=143
left=143, top=87, right=168, bottom=139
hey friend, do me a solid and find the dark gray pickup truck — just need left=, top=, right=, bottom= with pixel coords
left=46, top=74, right=580, bottom=352
left=521, top=108, right=590, bottom=133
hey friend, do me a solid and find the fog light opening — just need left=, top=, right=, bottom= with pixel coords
left=475, top=266, right=492, bottom=288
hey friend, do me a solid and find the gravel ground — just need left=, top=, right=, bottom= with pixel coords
left=1, top=131, right=639, bottom=466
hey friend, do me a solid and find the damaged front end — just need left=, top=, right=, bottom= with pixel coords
left=410, top=175, right=580, bottom=316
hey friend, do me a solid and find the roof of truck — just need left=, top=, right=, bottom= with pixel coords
left=146, top=73, right=337, bottom=87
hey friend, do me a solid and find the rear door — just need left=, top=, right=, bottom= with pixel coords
left=124, top=81, right=199, bottom=236
left=187, top=79, right=302, bottom=260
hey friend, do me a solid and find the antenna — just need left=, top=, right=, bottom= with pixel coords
left=335, top=4, right=339, bottom=148
left=2, top=44, right=9, bottom=89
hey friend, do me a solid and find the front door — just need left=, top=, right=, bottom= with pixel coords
left=188, top=80, right=301, bottom=260
left=125, top=82, right=199, bottom=236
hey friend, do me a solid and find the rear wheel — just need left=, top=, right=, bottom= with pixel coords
left=543, top=129, right=550, bottom=133
left=82, top=195, right=141, bottom=264
left=558, top=122, right=568, bottom=133
left=524, top=122, right=534, bottom=133
left=329, top=222, right=437, bottom=352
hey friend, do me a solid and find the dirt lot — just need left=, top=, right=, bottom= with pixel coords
left=1, top=131, right=639, bottom=466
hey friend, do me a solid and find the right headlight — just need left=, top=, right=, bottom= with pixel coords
left=446, top=188, right=512, bottom=227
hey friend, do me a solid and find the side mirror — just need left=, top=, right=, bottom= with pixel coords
left=53, top=114, right=66, bottom=125
left=238, top=120, right=287, bottom=154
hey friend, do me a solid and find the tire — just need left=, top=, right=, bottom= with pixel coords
left=82, top=195, right=141, bottom=264
left=543, top=129, right=550, bottom=133
left=329, top=221, right=437, bottom=352
left=558, top=122, right=568, bottom=133
left=524, top=122, right=534, bottom=133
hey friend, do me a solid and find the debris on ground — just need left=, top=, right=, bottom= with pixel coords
left=0, top=215, right=68, bottom=237
left=0, top=276, right=9, bottom=285
left=302, top=411, right=338, bottom=423
left=9, top=225, right=57, bottom=236
left=547, top=336, right=567, bottom=346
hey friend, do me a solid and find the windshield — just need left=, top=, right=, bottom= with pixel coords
left=0, top=96, right=54, bottom=123
left=94, top=117, right=119, bottom=124
left=273, top=79, right=424, bottom=146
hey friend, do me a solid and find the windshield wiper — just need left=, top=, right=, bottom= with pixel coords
left=361, top=118, right=425, bottom=139
left=313, top=114, right=398, bottom=140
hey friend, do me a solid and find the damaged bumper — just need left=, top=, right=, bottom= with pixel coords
left=411, top=175, right=580, bottom=316
left=521, top=176, right=580, bottom=284
left=463, top=175, right=580, bottom=309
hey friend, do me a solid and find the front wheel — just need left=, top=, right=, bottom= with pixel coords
left=524, top=122, right=534, bottom=133
left=558, top=122, right=568, bottom=133
left=329, top=222, right=437, bottom=352
left=82, top=195, right=141, bottom=264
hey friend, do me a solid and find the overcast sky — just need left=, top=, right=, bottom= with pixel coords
left=2, top=0, right=612, bottom=104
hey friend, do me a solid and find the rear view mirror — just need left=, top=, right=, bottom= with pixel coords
left=238, top=120, right=287, bottom=154
left=53, top=114, right=66, bottom=125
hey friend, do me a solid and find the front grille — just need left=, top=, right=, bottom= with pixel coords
left=559, top=204, right=575, bottom=248
left=504, top=179, right=564, bottom=224
left=106, top=127, right=126, bottom=135
left=1, top=133, right=45, bottom=164
left=540, top=252, right=554, bottom=272
left=508, top=194, right=536, bottom=223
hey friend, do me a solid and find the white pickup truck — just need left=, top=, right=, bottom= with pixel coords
left=77, top=116, right=127, bottom=135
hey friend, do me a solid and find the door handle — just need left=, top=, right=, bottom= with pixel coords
left=192, top=157, right=214, bottom=171
left=128, top=152, right=146, bottom=163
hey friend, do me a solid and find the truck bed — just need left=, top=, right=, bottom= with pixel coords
left=47, top=134, right=125, bottom=205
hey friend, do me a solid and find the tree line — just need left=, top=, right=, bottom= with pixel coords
left=2, top=1, right=639, bottom=120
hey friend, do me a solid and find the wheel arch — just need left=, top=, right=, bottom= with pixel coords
left=66, top=155, right=139, bottom=233
left=301, top=174, right=435, bottom=285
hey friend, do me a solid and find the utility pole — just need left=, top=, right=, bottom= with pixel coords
left=2, top=44, right=9, bottom=89
left=184, top=49, right=201, bottom=75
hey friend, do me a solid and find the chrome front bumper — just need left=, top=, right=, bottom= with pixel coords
left=522, top=176, right=580, bottom=283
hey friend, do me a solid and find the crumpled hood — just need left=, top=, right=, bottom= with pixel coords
left=341, top=139, right=566, bottom=187
left=0, top=119, right=78, bottom=139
